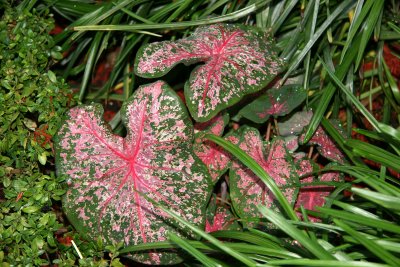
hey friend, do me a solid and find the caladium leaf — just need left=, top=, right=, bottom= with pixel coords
left=300, top=122, right=346, bottom=163
left=229, top=127, right=298, bottom=226
left=239, top=85, right=307, bottom=123
left=194, top=113, right=231, bottom=183
left=205, top=194, right=240, bottom=233
left=278, top=111, right=313, bottom=136
left=284, top=135, right=300, bottom=153
left=294, top=160, right=341, bottom=221
left=206, top=206, right=240, bottom=233
left=135, top=23, right=285, bottom=122
left=279, top=111, right=346, bottom=163
left=55, top=81, right=212, bottom=265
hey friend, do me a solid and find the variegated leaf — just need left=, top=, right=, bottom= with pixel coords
left=239, top=85, right=307, bottom=123
left=294, top=160, right=341, bottom=221
left=229, top=127, right=298, bottom=226
left=135, top=24, right=285, bottom=122
left=55, top=81, right=212, bottom=265
left=300, top=123, right=346, bottom=163
left=278, top=110, right=313, bottom=136
left=194, top=113, right=231, bottom=183
left=205, top=194, right=240, bottom=233
left=279, top=111, right=346, bottom=163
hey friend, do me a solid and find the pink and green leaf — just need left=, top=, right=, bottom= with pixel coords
left=205, top=194, right=240, bottom=233
left=294, top=160, right=341, bottom=222
left=228, top=127, right=298, bottom=226
left=300, top=123, right=346, bottom=163
left=135, top=24, right=285, bottom=122
left=55, top=81, right=212, bottom=265
left=193, top=113, right=231, bottom=183
left=278, top=111, right=313, bottom=136
left=239, top=85, right=307, bottom=123
left=279, top=111, right=346, bottom=163
left=205, top=206, right=240, bottom=233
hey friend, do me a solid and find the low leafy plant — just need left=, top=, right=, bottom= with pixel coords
left=55, top=81, right=212, bottom=265
left=134, top=23, right=286, bottom=122
left=3, top=0, right=399, bottom=265
left=0, top=1, right=77, bottom=265
left=56, top=23, right=344, bottom=265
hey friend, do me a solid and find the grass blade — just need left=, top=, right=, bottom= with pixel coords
left=139, top=192, right=258, bottom=267
left=345, top=139, right=400, bottom=173
left=340, top=0, right=373, bottom=62
left=334, top=219, right=400, bottom=266
left=318, top=207, right=400, bottom=234
left=302, top=33, right=361, bottom=143
left=72, top=0, right=271, bottom=32
left=268, top=259, right=390, bottom=266
left=258, top=206, right=335, bottom=260
left=355, top=0, right=384, bottom=69
left=351, top=187, right=400, bottom=211
left=282, top=0, right=354, bottom=81
left=319, top=59, right=381, bottom=132
left=168, top=232, right=222, bottom=267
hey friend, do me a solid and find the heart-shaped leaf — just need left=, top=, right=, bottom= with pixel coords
left=205, top=194, right=240, bottom=233
left=229, top=127, right=298, bottom=226
left=294, top=160, right=341, bottom=221
left=135, top=23, right=285, bottom=122
left=55, top=81, right=212, bottom=265
left=206, top=206, right=239, bottom=233
left=300, top=122, right=346, bottom=163
left=279, top=111, right=346, bottom=163
left=239, top=85, right=307, bottom=123
left=194, top=113, right=231, bottom=183
left=278, top=110, right=313, bottom=136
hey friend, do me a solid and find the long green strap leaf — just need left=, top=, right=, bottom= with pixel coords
left=72, top=0, right=271, bottom=32
left=355, top=0, right=384, bottom=69
left=282, top=0, right=354, bottom=81
left=268, top=259, right=390, bottom=266
left=138, top=191, right=258, bottom=267
left=340, top=0, right=373, bottom=63
left=334, top=219, right=400, bottom=266
left=169, top=232, right=222, bottom=267
left=319, top=59, right=381, bottom=132
left=258, top=206, right=335, bottom=260
left=345, top=139, right=400, bottom=173
left=303, top=33, right=361, bottom=143
left=351, top=187, right=400, bottom=211
left=318, top=207, right=400, bottom=234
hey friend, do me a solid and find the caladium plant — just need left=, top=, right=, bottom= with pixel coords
left=193, top=113, right=231, bottom=183
left=54, top=81, right=212, bottom=265
left=205, top=194, right=240, bottom=233
left=294, top=159, right=341, bottom=221
left=228, top=127, right=299, bottom=226
left=135, top=23, right=285, bottom=122
left=279, top=111, right=346, bottom=163
left=238, top=84, right=307, bottom=123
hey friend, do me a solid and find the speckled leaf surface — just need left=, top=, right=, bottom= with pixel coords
left=135, top=24, right=285, bottom=122
left=300, top=124, right=346, bottom=163
left=229, top=127, right=298, bottom=226
left=205, top=194, right=239, bottom=233
left=278, top=111, right=313, bottom=137
left=279, top=111, right=346, bottom=163
left=205, top=206, right=239, bottom=233
left=239, top=85, right=307, bottom=123
left=54, top=81, right=212, bottom=265
left=193, top=113, right=231, bottom=183
left=294, top=160, right=341, bottom=221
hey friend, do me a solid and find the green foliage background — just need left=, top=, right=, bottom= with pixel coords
left=1, top=0, right=400, bottom=266
left=0, top=3, right=78, bottom=265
